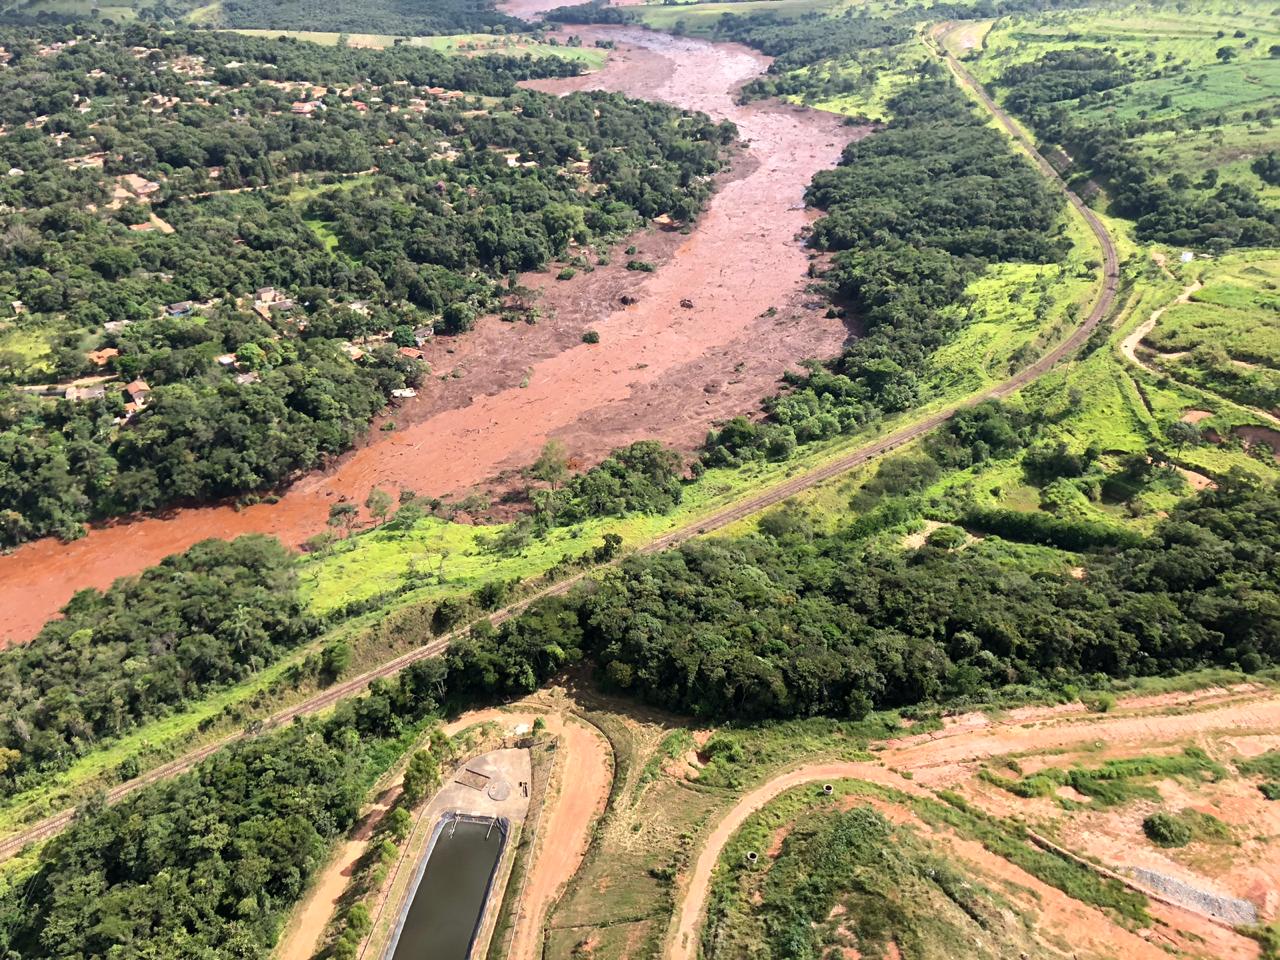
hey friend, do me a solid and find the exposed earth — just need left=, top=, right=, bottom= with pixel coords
left=669, top=685, right=1279, bottom=960
left=0, top=24, right=857, bottom=645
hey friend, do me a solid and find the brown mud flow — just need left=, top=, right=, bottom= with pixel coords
left=0, top=24, right=858, bottom=645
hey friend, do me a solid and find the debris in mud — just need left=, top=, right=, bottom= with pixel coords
left=620, top=294, right=638, bottom=305
left=680, top=298, right=694, bottom=309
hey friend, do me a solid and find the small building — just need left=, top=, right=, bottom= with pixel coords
left=1180, top=250, right=1195, bottom=264
left=391, top=387, right=418, bottom=400
left=412, top=326, right=433, bottom=347
left=216, top=353, right=237, bottom=366
left=398, top=346, right=425, bottom=361
left=86, top=347, right=119, bottom=367
left=340, top=343, right=365, bottom=361
left=121, top=174, right=160, bottom=198
left=255, top=286, right=279, bottom=303
left=124, top=378, right=151, bottom=406
left=268, top=299, right=296, bottom=313
left=166, top=300, right=194, bottom=317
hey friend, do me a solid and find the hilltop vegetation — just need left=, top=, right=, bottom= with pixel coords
left=460, top=475, right=1280, bottom=719
left=974, top=2, right=1280, bottom=249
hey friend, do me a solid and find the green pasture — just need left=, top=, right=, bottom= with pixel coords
left=225, top=28, right=608, bottom=65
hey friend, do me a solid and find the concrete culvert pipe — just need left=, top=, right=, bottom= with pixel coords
left=745, top=851, right=759, bottom=864
left=822, top=784, right=834, bottom=795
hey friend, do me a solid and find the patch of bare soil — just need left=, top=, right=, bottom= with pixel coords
left=670, top=687, right=1278, bottom=960
left=0, top=27, right=859, bottom=646
left=1181, top=409, right=1215, bottom=423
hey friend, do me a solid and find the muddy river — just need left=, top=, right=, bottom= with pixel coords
left=0, top=15, right=859, bottom=644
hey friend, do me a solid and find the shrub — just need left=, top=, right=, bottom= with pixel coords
left=925, top=525, right=966, bottom=550
left=582, top=329, right=600, bottom=344
left=1143, top=812, right=1192, bottom=847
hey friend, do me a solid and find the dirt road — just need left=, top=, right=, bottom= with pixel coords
left=1119, top=280, right=1203, bottom=372
left=505, top=712, right=613, bottom=960
left=0, top=17, right=1124, bottom=863
left=667, top=687, right=1276, bottom=960
left=1122, top=279, right=1280, bottom=431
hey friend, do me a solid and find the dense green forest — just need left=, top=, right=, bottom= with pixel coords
left=0, top=610, right=458, bottom=959
left=702, top=74, right=1066, bottom=466
left=0, top=536, right=315, bottom=789
left=0, top=0, right=523, bottom=34
left=0, top=716, right=378, bottom=958
left=9, top=477, right=1275, bottom=957
left=455, top=478, right=1280, bottom=719
left=0, top=26, right=731, bottom=546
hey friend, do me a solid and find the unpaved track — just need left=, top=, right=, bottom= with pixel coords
left=1120, top=280, right=1202, bottom=372
left=0, top=23, right=1120, bottom=863
left=1122, top=279, right=1280, bottom=430
left=667, top=688, right=1278, bottom=960
left=506, top=713, right=612, bottom=960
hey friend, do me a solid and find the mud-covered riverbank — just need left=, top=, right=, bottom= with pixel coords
left=0, top=21, right=860, bottom=645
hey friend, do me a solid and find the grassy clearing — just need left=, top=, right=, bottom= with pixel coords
left=5, top=0, right=139, bottom=19
left=969, top=2, right=1280, bottom=203
left=982, top=746, right=1228, bottom=809
left=630, top=0, right=836, bottom=32
left=0, top=324, right=52, bottom=376
left=224, top=28, right=608, bottom=66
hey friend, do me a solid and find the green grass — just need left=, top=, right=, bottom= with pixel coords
left=969, top=1, right=1280, bottom=211
left=0, top=325, right=52, bottom=376
left=225, top=29, right=608, bottom=66
left=1148, top=258, right=1280, bottom=367
left=707, top=800, right=1035, bottom=959
left=303, top=219, right=341, bottom=251
left=983, top=747, right=1228, bottom=808
left=709, top=776, right=1150, bottom=946
left=630, top=0, right=836, bottom=32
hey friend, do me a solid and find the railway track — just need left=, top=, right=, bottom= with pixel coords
left=0, top=27, right=1120, bottom=864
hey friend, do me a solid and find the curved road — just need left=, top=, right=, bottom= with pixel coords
left=0, top=24, right=1119, bottom=864
left=666, top=686, right=1278, bottom=960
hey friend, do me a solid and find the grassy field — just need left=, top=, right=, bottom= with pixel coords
left=967, top=1, right=1280, bottom=202
left=629, top=0, right=837, bottom=32
left=1148, top=255, right=1280, bottom=364
left=225, top=28, right=609, bottom=66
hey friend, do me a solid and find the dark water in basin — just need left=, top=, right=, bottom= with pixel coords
left=388, top=816, right=505, bottom=960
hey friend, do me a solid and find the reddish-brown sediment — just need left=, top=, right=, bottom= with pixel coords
left=0, top=26, right=859, bottom=644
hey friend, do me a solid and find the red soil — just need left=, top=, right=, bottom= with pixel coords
left=0, top=28, right=857, bottom=645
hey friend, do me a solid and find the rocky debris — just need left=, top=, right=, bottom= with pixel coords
left=1130, top=868, right=1257, bottom=925
left=620, top=294, right=638, bottom=305
left=680, top=298, right=694, bottom=309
